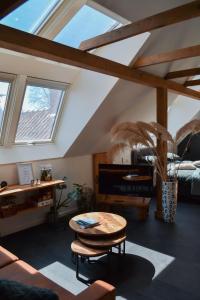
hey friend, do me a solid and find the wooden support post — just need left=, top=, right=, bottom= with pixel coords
left=155, top=88, right=168, bottom=220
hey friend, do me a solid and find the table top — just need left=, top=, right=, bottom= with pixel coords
left=69, top=212, right=127, bottom=237
left=0, top=180, right=64, bottom=197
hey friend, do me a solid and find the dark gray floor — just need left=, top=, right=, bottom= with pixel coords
left=1, top=200, right=200, bottom=300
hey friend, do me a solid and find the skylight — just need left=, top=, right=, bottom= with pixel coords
left=0, top=0, right=60, bottom=33
left=15, top=80, right=66, bottom=143
left=54, top=4, right=120, bottom=48
left=0, top=80, right=11, bottom=142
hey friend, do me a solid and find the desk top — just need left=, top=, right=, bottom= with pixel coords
left=69, top=212, right=127, bottom=237
left=0, top=180, right=64, bottom=197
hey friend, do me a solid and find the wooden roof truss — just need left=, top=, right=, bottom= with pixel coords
left=0, top=0, right=200, bottom=98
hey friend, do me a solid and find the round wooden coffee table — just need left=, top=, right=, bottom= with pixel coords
left=69, top=212, right=127, bottom=282
left=69, top=212, right=127, bottom=237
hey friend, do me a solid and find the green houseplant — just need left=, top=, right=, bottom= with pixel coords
left=67, top=183, right=94, bottom=212
left=48, top=177, right=71, bottom=224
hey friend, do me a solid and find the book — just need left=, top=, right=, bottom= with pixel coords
left=75, top=217, right=100, bottom=229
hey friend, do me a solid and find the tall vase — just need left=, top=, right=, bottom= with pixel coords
left=162, top=181, right=178, bottom=223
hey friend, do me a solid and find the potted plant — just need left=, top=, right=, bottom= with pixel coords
left=109, top=119, right=200, bottom=223
left=67, top=183, right=94, bottom=212
left=48, top=177, right=71, bottom=224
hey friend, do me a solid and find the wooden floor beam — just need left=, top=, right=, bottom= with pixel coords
left=165, top=67, right=200, bottom=79
left=0, top=0, right=27, bottom=19
left=0, top=24, right=200, bottom=100
left=80, top=1, right=200, bottom=51
left=133, top=45, right=200, bottom=68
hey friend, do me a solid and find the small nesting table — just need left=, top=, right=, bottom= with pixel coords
left=69, top=212, right=127, bottom=282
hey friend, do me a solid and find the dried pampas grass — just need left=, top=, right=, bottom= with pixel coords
left=109, top=119, right=200, bottom=181
left=111, top=122, right=137, bottom=136
left=176, top=119, right=200, bottom=143
left=136, top=121, right=158, bottom=137
left=107, top=143, right=128, bottom=162
left=150, top=122, right=174, bottom=143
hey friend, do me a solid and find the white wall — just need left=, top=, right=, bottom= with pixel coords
left=0, top=32, right=150, bottom=164
left=168, top=96, right=200, bottom=137
left=0, top=155, right=93, bottom=187
left=0, top=154, right=93, bottom=236
left=118, top=89, right=156, bottom=124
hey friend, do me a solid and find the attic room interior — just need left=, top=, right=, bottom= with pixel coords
left=0, top=0, right=200, bottom=299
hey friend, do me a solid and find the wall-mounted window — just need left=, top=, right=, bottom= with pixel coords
left=15, top=78, right=67, bottom=144
left=0, top=76, right=14, bottom=144
left=54, top=4, right=121, bottom=48
left=0, top=0, right=60, bottom=33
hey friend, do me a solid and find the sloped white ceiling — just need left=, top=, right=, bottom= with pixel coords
left=1, top=0, right=199, bottom=163
left=67, top=0, right=200, bottom=156
left=95, top=0, right=191, bottom=21
left=0, top=31, right=149, bottom=163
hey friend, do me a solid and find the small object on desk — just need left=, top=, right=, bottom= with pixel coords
left=40, top=165, right=52, bottom=181
left=17, top=163, right=34, bottom=185
left=0, top=181, right=8, bottom=193
left=76, top=218, right=100, bottom=229
left=1, top=181, right=8, bottom=188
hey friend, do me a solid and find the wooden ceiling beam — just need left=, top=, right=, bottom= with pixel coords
left=184, top=79, right=200, bottom=86
left=166, top=67, right=200, bottom=79
left=0, top=24, right=200, bottom=100
left=80, top=0, right=200, bottom=51
left=0, top=0, right=27, bottom=19
left=133, top=45, right=200, bottom=68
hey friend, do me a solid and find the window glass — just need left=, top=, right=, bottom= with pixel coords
left=15, top=83, right=64, bottom=143
left=0, top=81, right=10, bottom=139
left=0, top=0, right=60, bottom=33
left=54, top=5, right=119, bottom=48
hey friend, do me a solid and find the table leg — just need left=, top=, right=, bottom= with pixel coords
left=123, top=240, right=126, bottom=255
left=118, top=243, right=121, bottom=255
left=76, top=254, right=79, bottom=279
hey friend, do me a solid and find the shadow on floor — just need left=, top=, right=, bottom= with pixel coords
left=74, top=253, right=155, bottom=289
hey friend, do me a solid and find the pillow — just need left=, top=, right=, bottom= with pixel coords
left=143, top=155, right=155, bottom=163
left=167, top=152, right=180, bottom=162
left=0, top=279, right=59, bottom=300
left=193, top=160, right=200, bottom=168
left=140, top=153, right=180, bottom=164
left=175, top=162, right=196, bottom=170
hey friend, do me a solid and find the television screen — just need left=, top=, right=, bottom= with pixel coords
left=99, top=164, right=154, bottom=197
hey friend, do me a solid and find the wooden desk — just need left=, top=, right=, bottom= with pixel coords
left=93, top=153, right=151, bottom=220
left=98, top=195, right=150, bottom=220
left=0, top=180, right=64, bottom=218
left=0, top=180, right=64, bottom=198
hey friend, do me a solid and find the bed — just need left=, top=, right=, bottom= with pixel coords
left=168, top=162, right=200, bottom=202
left=131, top=149, right=200, bottom=202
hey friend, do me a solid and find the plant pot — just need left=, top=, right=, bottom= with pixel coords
left=162, top=181, right=178, bottom=223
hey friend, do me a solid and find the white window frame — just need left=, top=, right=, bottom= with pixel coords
left=32, top=0, right=63, bottom=34
left=87, top=0, right=129, bottom=26
left=14, top=77, right=68, bottom=145
left=0, top=72, right=16, bottom=145
left=37, top=0, right=129, bottom=40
